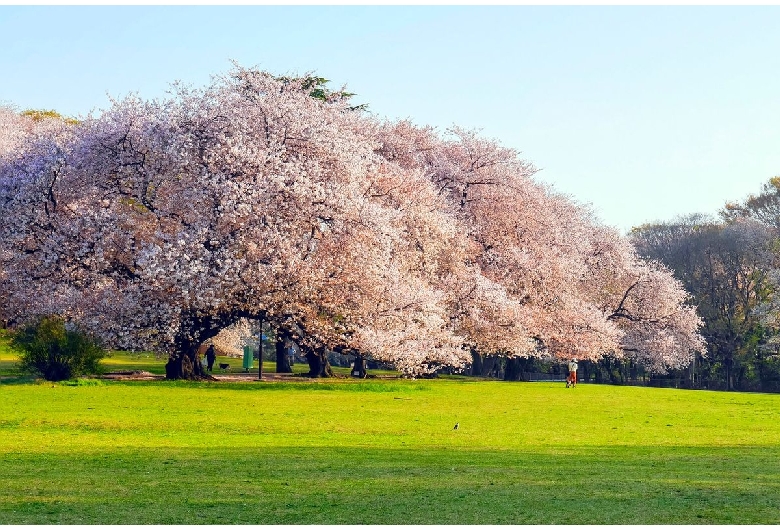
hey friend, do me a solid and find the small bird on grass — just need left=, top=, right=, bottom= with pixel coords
left=453, top=422, right=459, bottom=430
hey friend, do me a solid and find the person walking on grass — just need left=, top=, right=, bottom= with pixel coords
left=566, top=358, right=578, bottom=388
left=206, top=344, right=216, bottom=372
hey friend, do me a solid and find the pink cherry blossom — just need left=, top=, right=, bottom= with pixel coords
left=0, top=66, right=705, bottom=377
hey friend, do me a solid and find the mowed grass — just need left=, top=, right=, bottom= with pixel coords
left=1, top=331, right=779, bottom=524
left=0, top=337, right=378, bottom=378
left=1, top=370, right=780, bottom=525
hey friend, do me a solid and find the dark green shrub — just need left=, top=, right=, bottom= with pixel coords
left=12, top=316, right=106, bottom=381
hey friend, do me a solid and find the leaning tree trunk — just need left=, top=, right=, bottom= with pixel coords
left=165, top=340, right=210, bottom=380
left=304, top=345, right=334, bottom=378
left=164, top=314, right=232, bottom=380
left=275, top=330, right=293, bottom=374
left=163, top=310, right=267, bottom=380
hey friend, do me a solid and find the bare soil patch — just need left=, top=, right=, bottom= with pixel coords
left=100, top=370, right=313, bottom=382
left=102, top=371, right=163, bottom=381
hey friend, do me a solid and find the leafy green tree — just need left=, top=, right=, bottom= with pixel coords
left=12, top=316, right=106, bottom=381
left=275, top=74, right=368, bottom=111
left=631, top=214, right=779, bottom=390
left=721, top=176, right=780, bottom=229
left=20, top=109, right=79, bottom=125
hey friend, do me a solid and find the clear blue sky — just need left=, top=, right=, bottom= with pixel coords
left=2, top=5, right=779, bottom=233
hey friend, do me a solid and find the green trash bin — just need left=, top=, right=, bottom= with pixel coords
left=243, top=346, right=254, bottom=372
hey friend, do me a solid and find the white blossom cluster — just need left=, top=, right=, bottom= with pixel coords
left=0, top=67, right=705, bottom=376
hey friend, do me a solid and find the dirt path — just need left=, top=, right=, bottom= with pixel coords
left=101, top=370, right=314, bottom=382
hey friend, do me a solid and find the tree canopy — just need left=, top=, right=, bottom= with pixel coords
left=0, top=66, right=704, bottom=377
left=632, top=189, right=780, bottom=391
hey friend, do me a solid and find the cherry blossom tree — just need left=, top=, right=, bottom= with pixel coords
left=0, top=106, right=74, bottom=159
left=0, top=105, right=76, bottom=328
left=0, top=105, right=27, bottom=159
left=0, top=66, right=705, bottom=379
left=374, top=121, right=704, bottom=373
left=581, top=225, right=705, bottom=372
left=207, top=318, right=260, bottom=358
left=0, top=68, right=469, bottom=378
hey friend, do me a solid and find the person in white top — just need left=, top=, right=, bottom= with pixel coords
left=566, top=358, right=578, bottom=388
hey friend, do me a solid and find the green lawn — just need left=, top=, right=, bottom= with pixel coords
left=0, top=329, right=26, bottom=380
left=0, top=332, right=396, bottom=379
left=1, top=331, right=780, bottom=523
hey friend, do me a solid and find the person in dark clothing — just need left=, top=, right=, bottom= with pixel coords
left=206, top=344, right=216, bottom=372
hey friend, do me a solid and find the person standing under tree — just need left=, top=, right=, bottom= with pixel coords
left=566, top=358, right=578, bottom=388
left=206, top=344, right=216, bottom=372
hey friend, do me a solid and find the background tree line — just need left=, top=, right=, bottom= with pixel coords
left=627, top=178, right=780, bottom=391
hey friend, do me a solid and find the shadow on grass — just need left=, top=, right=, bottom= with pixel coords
left=0, top=374, right=38, bottom=385
left=0, top=374, right=110, bottom=386
left=108, top=378, right=436, bottom=393
left=1, top=445, right=778, bottom=524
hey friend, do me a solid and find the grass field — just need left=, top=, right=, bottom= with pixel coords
left=0, top=332, right=380, bottom=379
left=1, top=332, right=780, bottom=524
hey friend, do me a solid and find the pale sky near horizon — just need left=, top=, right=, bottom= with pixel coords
left=2, top=5, right=779, bottom=233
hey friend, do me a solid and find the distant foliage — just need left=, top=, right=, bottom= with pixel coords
left=0, top=105, right=75, bottom=161
left=20, top=109, right=79, bottom=125
left=12, top=316, right=106, bottom=381
left=632, top=199, right=780, bottom=391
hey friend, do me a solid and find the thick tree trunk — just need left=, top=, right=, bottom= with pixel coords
left=504, top=357, right=522, bottom=381
left=351, top=354, right=367, bottom=378
left=481, top=355, right=499, bottom=378
left=470, top=349, right=483, bottom=376
left=164, top=311, right=264, bottom=380
left=606, top=358, right=620, bottom=384
left=304, top=345, right=334, bottom=378
left=275, top=330, right=293, bottom=374
left=596, top=361, right=607, bottom=383
left=581, top=360, right=591, bottom=383
left=165, top=343, right=210, bottom=380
